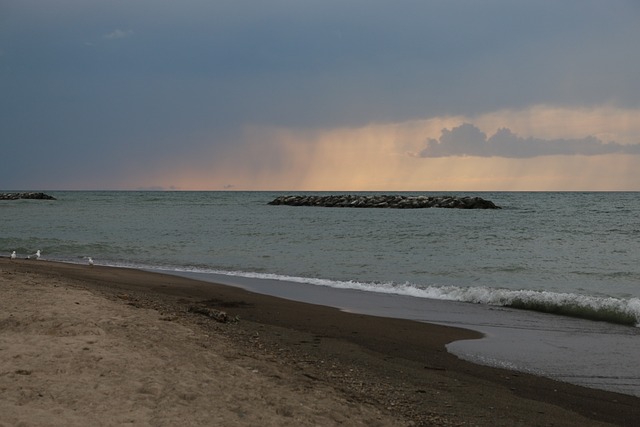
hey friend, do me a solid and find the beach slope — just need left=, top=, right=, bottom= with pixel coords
left=1, top=259, right=638, bottom=426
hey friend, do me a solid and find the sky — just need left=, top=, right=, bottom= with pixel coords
left=2, top=0, right=640, bottom=191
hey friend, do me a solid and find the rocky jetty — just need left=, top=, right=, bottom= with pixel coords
left=268, top=195, right=500, bottom=209
left=0, top=192, right=56, bottom=201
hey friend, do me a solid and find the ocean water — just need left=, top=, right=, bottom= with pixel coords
left=2, top=191, right=640, bottom=395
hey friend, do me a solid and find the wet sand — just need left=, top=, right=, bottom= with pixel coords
left=2, top=258, right=639, bottom=426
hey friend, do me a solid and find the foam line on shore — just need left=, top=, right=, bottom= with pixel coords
left=20, top=257, right=640, bottom=327
left=153, top=266, right=640, bottom=327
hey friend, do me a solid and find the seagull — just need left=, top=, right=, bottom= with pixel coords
left=10, top=251, right=16, bottom=260
left=88, top=257, right=94, bottom=266
left=35, top=250, right=41, bottom=260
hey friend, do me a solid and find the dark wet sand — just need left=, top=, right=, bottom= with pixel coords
left=2, top=258, right=639, bottom=426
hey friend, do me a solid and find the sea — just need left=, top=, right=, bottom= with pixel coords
left=2, top=191, right=640, bottom=396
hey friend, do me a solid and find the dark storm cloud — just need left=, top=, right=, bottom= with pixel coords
left=417, top=123, right=640, bottom=158
left=4, top=1, right=639, bottom=125
left=1, top=0, right=640, bottom=188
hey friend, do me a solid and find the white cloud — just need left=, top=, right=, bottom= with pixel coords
left=103, top=29, right=134, bottom=40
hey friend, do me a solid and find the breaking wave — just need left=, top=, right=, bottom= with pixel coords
left=173, top=268, right=640, bottom=327
left=421, top=285, right=640, bottom=327
left=82, top=260, right=640, bottom=328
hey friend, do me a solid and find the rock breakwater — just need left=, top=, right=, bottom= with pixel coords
left=268, top=195, right=500, bottom=209
left=0, top=192, right=56, bottom=200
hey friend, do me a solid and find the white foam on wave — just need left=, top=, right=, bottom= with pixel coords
left=422, top=285, right=640, bottom=325
left=160, top=266, right=640, bottom=326
left=78, top=261, right=634, bottom=327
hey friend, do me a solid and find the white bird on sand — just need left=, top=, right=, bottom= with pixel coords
left=88, top=257, right=94, bottom=266
left=35, top=250, right=41, bottom=260
left=10, top=251, right=16, bottom=260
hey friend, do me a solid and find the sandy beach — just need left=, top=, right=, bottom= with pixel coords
left=2, top=259, right=639, bottom=426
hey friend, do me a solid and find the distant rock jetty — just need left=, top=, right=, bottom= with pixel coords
left=0, top=192, right=56, bottom=201
left=268, top=195, right=501, bottom=209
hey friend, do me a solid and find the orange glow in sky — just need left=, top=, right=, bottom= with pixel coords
left=134, top=106, right=640, bottom=191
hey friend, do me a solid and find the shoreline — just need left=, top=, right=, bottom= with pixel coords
left=2, top=258, right=640, bottom=426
